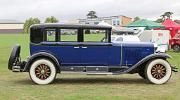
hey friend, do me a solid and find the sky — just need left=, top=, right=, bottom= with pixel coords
left=0, top=0, right=180, bottom=22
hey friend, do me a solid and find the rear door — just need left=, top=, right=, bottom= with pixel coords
left=44, top=28, right=82, bottom=66
left=80, top=42, right=111, bottom=66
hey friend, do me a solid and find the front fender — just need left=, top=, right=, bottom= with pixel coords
left=23, top=52, right=61, bottom=72
left=114, top=53, right=171, bottom=74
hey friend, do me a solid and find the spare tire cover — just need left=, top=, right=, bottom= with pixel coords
left=8, top=45, right=21, bottom=70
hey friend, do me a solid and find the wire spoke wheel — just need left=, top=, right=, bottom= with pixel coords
left=29, top=59, right=56, bottom=85
left=151, top=64, right=166, bottom=80
left=35, top=64, right=51, bottom=80
left=145, top=59, right=172, bottom=84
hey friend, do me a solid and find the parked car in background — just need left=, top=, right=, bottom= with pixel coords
left=171, top=32, right=180, bottom=52
left=111, top=35, right=140, bottom=43
left=8, top=24, right=177, bottom=85
left=139, top=30, right=170, bottom=52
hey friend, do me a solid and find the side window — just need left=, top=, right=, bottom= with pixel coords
left=83, top=29, right=108, bottom=42
left=60, top=29, right=78, bottom=42
left=116, top=37, right=123, bottom=41
left=45, top=29, right=56, bottom=42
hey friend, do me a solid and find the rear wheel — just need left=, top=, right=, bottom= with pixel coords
left=29, top=59, right=57, bottom=85
left=145, top=59, right=172, bottom=84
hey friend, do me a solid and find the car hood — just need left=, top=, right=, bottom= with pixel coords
left=112, top=42, right=154, bottom=47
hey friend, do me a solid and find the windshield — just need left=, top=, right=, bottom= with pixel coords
left=111, top=37, right=116, bottom=41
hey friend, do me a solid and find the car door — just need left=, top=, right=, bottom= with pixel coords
left=80, top=42, right=111, bottom=66
left=58, top=28, right=83, bottom=66
left=57, top=42, right=82, bottom=66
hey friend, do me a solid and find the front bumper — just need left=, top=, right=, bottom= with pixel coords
left=172, top=66, right=178, bottom=72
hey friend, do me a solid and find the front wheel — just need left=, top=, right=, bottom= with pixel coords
left=29, top=59, right=57, bottom=85
left=145, top=59, right=172, bottom=85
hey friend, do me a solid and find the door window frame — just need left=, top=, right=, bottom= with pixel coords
left=32, top=27, right=112, bottom=44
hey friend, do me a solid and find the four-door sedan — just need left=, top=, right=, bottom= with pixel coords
left=8, top=24, right=177, bottom=85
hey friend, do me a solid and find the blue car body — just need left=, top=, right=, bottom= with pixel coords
left=30, top=41, right=154, bottom=68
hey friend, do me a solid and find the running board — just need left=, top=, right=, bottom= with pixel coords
left=61, top=71, right=114, bottom=75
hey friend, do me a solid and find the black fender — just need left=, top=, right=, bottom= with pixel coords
left=114, top=53, right=172, bottom=74
left=23, top=52, right=61, bottom=72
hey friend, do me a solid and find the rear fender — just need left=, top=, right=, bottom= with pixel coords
left=23, top=52, right=61, bottom=72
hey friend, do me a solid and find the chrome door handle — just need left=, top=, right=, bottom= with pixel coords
left=74, top=46, right=80, bottom=49
left=82, top=47, right=87, bottom=49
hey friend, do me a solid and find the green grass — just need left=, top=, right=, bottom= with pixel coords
left=0, top=34, right=180, bottom=100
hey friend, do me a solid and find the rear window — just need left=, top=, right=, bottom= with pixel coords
left=30, top=28, right=43, bottom=44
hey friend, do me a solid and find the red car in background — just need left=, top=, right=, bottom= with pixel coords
left=171, top=32, right=180, bottom=52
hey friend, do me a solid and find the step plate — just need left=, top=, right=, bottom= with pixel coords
left=61, top=71, right=113, bottom=75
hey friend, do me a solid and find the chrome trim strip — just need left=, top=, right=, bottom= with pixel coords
left=120, top=43, right=123, bottom=66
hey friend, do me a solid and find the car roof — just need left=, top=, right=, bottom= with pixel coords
left=30, top=23, right=112, bottom=30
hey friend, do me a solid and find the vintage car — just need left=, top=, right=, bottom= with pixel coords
left=8, top=24, right=177, bottom=85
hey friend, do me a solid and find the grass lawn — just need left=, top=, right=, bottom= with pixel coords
left=0, top=34, right=180, bottom=100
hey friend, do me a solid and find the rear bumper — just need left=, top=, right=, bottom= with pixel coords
left=10, top=61, right=26, bottom=72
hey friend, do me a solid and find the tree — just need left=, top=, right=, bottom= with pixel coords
left=133, top=17, right=141, bottom=22
left=23, top=18, right=40, bottom=34
left=87, top=11, right=98, bottom=19
left=161, top=12, right=173, bottom=20
left=155, top=18, right=164, bottom=23
left=155, top=12, right=174, bottom=23
left=45, top=16, right=59, bottom=23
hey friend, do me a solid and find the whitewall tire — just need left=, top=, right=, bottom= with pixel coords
left=145, top=59, right=172, bottom=85
left=29, top=59, right=57, bottom=85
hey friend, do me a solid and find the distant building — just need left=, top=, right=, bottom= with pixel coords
left=60, top=19, right=79, bottom=24
left=78, top=15, right=132, bottom=27
left=78, top=18, right=102, bottom=25
left=0, top=19, right=23, bottom=33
